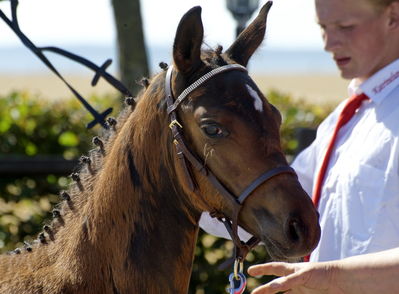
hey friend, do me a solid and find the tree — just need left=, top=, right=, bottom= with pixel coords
left=111, top=0, right=149, bottom=96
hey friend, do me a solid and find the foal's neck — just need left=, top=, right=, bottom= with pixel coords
left=1, top=88, right=202, bottom=293
left=60, top=117, right=201, bottom=292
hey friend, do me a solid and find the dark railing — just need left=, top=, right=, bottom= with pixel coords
left=0, top=155, right=78, bottom=176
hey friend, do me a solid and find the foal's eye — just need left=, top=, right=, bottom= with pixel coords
left=201, top=124, right=229, bottom=138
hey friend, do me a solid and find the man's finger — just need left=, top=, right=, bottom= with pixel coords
left=251, top=276, right=293, bottom=294
left=251, top=270, right=310, bottom=294
left=248, top=262, right=296, bottom=277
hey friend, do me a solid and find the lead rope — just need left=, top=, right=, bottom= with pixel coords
left=219, top=215, right=256, bottom=294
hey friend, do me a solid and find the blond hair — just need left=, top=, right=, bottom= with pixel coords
left=371, top=0, right=398, bottom=8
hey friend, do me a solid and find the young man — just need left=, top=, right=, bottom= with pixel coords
left=247, top=0, right=399, bottom=292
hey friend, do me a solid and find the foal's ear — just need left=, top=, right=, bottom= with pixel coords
left=225, top=1, right=272, bottom=67
left=173, top=6, right=204, bottom=75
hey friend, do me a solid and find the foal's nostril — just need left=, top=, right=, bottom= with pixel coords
left=283, top=214, right=320, bottom=257
left=287, top=219, right=303, bottom=243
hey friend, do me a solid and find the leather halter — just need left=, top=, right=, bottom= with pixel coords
left=165, top=64, right=296, bottom=262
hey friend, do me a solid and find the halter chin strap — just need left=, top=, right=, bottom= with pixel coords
left=164, top=64, right=297, bottom=263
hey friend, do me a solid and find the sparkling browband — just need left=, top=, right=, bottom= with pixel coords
left=167, top=64, right=247, bottom=114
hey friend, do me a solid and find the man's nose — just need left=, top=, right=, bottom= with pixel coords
left=323, top=30, right=341, bottom=53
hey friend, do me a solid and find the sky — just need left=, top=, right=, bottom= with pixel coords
left=0, top=0, right=324, bottom=51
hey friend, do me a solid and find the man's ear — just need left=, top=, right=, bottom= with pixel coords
left=173, top=6, right=204, bottom=75
left=387, top=1, right=399, bottom=29
left=225, top=1, right=272, bottom=67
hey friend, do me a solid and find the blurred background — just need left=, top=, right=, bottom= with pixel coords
left=0, top=0, right=342, bottom=292
left=0, top=0, right=349, bottom=104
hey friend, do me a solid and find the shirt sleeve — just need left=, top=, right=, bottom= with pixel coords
left=199, top=212, right=253, bottom=242
left=291, top=142, right=318, bottom=196
left=291, top=104, right=344, bottom=196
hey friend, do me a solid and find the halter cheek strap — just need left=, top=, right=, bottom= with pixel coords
left=164, top=64, right=297, bottom=263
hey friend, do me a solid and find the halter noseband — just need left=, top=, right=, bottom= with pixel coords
left=164, top=64, right=296, bottom=263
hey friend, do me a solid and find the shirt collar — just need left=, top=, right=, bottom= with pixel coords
left=347, top=58, right=399, bottom=105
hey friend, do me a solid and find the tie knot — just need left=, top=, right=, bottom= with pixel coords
left=339, top=93, right=369, bottom=126
left=348, top=92, right=369, bottom=104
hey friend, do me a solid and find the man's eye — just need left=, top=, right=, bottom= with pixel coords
left=339, top=24, right=355, bottom=31
left=201, top=124, right=229, bottom=138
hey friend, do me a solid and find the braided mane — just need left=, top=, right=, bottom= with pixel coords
left=14, top=48, right=226, bottom=252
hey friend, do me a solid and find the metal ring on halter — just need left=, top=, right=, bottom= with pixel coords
left=228, top=272, right=247, bottom=294
left=233, top=259, right=244, bottom=280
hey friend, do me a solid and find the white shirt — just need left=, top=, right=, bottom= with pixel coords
left=294, top=58, right=399, bottom=261
left=200, top=58, right=399, bottom=262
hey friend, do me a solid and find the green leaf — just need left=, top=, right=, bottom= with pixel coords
left=58, top=131, right=79, bottom=147
left=25, top=142, right=38, bottom=156
left=0, top=119, right=11, bottom=133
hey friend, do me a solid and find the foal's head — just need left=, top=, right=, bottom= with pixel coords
left=164, top=3, right=320, bottom=260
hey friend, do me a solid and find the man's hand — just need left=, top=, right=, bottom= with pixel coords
left=248, top=261, right=338, bottom=294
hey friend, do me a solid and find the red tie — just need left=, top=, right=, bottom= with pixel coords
left=312, top=93, right=369, bottom=208
left=304, top=93, right=369, bottom=262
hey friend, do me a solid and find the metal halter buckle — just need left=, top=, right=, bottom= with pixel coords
left=169, top=119, right=183, bottom=129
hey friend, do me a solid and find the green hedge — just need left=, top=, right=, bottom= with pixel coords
left=0, top=91, right=119, bottom=251
left=0, top=90, right=331, bottom=293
